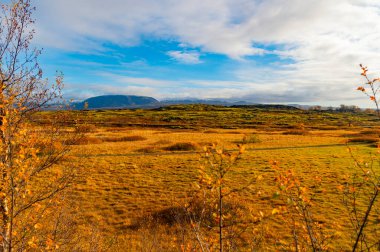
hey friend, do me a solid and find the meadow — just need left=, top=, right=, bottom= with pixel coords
left=39, top=105, right=380, bottom=251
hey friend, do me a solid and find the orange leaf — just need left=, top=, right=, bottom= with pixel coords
left=357, top=87, right=365, bottom=92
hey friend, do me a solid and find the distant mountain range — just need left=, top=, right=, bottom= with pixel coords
left=71, top=94, right=307, bottom=110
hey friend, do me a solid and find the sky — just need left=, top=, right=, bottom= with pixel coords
left=31, top=0, right=380, bottom=106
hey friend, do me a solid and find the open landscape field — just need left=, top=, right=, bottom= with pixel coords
left=2, top=1, right=380, bottom=251
left=39, top=105, right=380, bottom=251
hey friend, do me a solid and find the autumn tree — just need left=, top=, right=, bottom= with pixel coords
left=345, top=64, right=380, bottom=251
left=272, top=161, right=334, bottom=251
left=0, top=1, right=75, bottom=250
left=186, top=144, right=264, bottom=251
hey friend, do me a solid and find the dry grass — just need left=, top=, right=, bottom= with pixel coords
left=54, top=120, right=379, bottom=250
left=75, top=124, right=97, bottom=133
left=153, top=140, right=172, bottom=145
left=203, top=130, right=219, bottom=133
left=136, top=146, right=161, bottom=153
left=347, top=136, right=378, bottom=144
left=71, top=136, right=103, bottom=145
left=359, top=128, right=380, bottom=135
left=282, top=129, right=309, bottom=135
left=240, top=133, right=261, bottom=144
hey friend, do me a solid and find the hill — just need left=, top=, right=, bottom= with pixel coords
left=73, top=95, right=159, bottom=109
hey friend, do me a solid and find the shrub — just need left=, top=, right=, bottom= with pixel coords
left=163, top=142, right=198, bottom=151
left=134, top=197, right=244, bottom=228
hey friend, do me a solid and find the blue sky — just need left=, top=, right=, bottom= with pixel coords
left=32, top=0, right=380, bottom=106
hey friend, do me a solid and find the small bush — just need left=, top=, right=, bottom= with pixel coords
left=163, top=142, right=198, bottom=151
left=130, top=197, right=244, bottom=228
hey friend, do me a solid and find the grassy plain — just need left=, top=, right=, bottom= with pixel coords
left=39, top=105, right=380, bottom=250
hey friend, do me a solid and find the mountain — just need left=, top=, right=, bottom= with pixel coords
left=73, top=95, right=159, bottom=109
left=70, top=95, right=302, bottom=110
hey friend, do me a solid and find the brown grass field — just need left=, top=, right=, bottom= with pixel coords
left=44, top=106, right=380, bottom=251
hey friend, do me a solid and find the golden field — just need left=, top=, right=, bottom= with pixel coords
left=41, top=106, right=380, bottom=251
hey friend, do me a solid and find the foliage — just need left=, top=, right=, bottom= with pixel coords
left=0, top=1, right=76, bottom=250
left=342, top=65, right=380, bottom=251
left=272, top=161, right=335, bottom=251
left=269, top=64, right=380, bottom=251
left=186, top=144, right=265, bottom=251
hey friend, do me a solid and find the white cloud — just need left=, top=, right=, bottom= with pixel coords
left=34, top=0, right=380, bottom=59
left=33, top=0, right=380, bottom=105
left=167, top=51, right=202, bottom=64
left=33, top=0, right=273, bottom=57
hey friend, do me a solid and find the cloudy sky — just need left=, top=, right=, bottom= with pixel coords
left=32, top=0, right=380, bottom=106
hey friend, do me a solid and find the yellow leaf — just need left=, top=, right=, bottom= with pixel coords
left=272, top=208, right=280, bottom=215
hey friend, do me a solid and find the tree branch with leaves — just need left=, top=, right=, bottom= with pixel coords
left=0, top=1, right=76, bottom=251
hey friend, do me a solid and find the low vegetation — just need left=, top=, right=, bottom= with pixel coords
left=1, top=1, right=379, bottom=250
left=32, top=102, right=378, bottom=250
left=164, top=142, right=198, bottom=151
